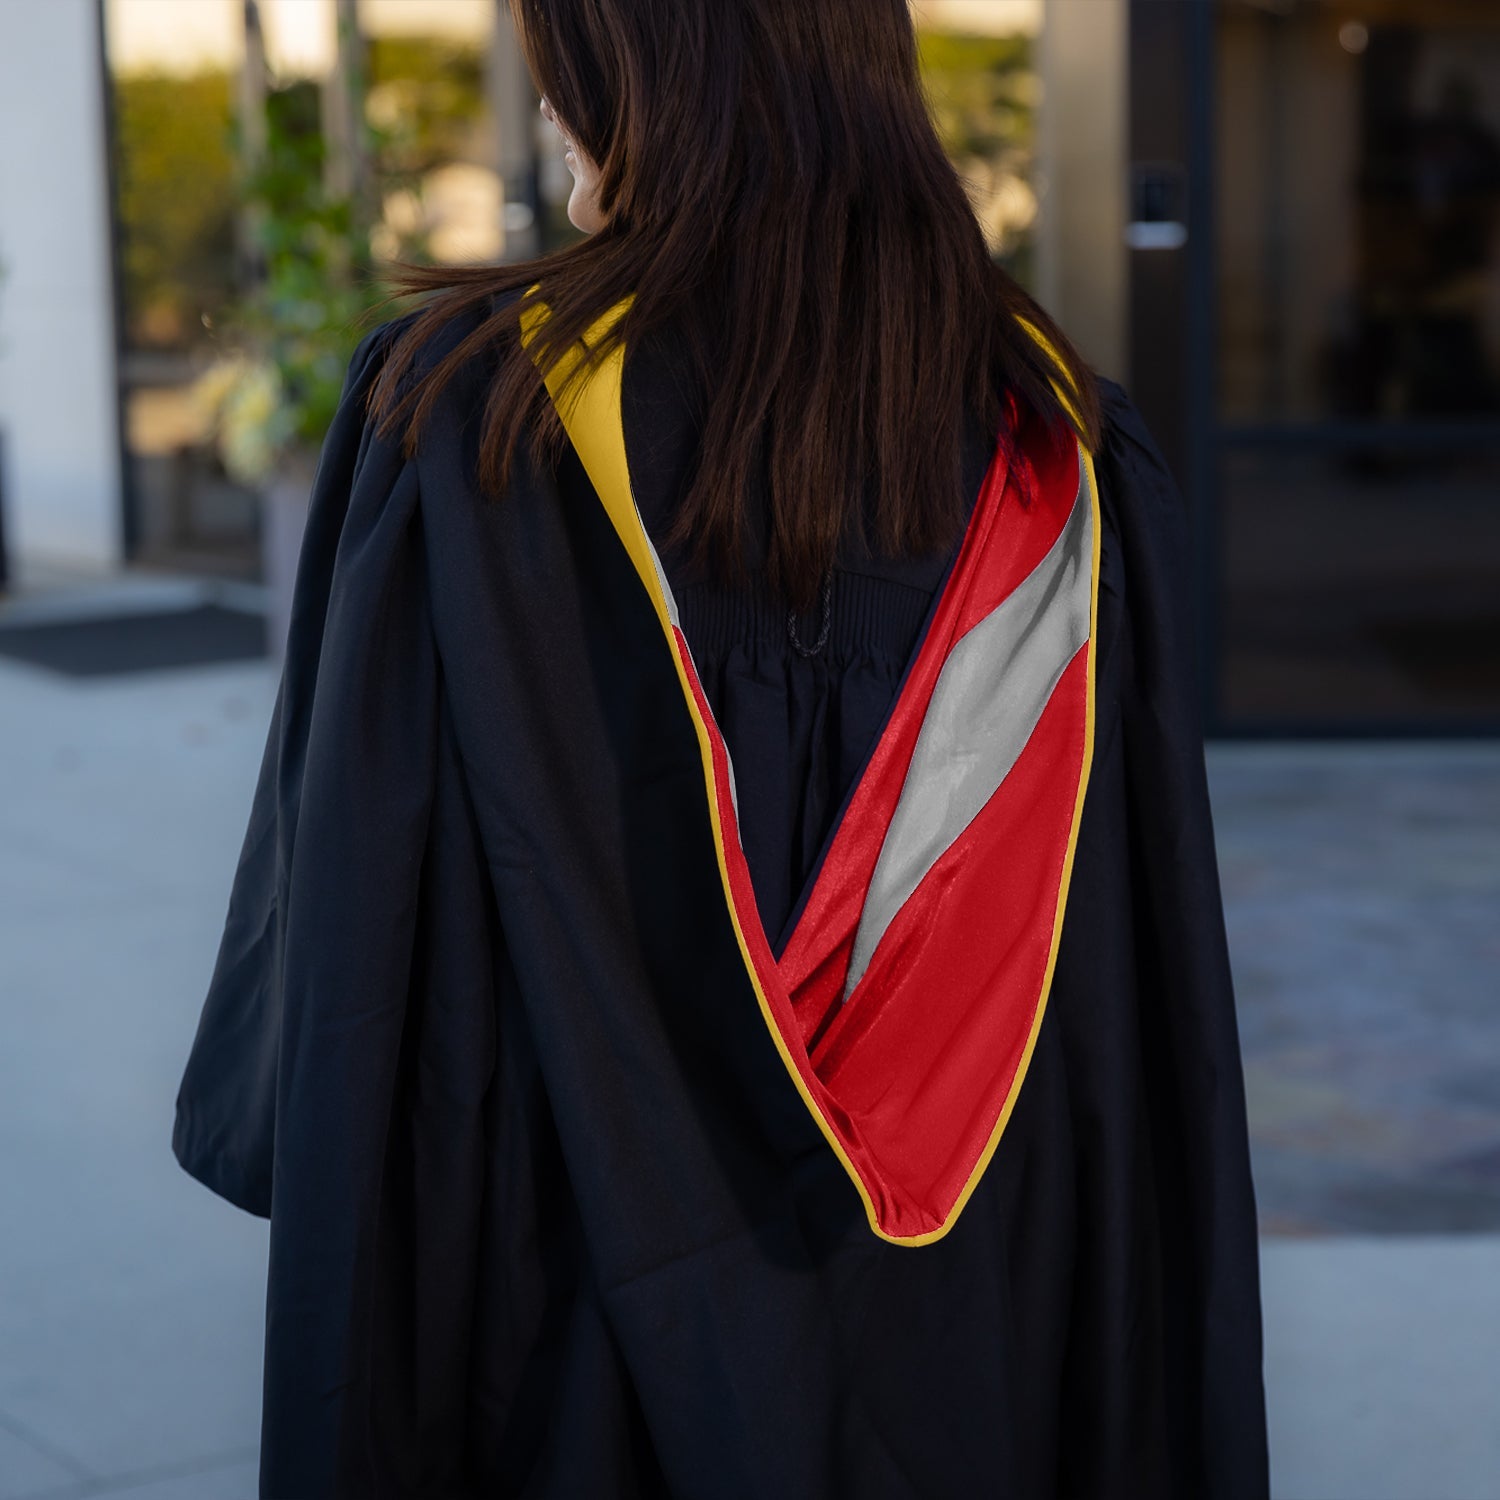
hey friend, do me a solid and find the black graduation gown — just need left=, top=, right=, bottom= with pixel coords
left=171, top=303, right=1269, bottom=1500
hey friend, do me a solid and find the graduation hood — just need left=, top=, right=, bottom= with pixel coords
left=522, top=296, right=1102, bottom=1245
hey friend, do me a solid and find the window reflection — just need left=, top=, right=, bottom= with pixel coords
left=1214, top=1, right=1500, bottom=729
left=103, top=0, right=501, bottom=577
left=1217, top=1, right=1500, bottom=424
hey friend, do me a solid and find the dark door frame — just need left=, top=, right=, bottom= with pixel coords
left=1126, top=0, right=1219, bottom=729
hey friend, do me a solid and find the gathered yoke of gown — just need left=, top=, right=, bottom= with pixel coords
left=615, top=323, right=1001, bottom=952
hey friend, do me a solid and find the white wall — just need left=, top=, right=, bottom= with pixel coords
left=0, top=0, right=124, bottom=579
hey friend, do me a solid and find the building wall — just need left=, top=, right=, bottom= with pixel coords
left=0, top=0, right=124, bottom=579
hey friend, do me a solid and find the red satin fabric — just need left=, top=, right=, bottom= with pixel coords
left=675, top=402, right=1092, bottom=1240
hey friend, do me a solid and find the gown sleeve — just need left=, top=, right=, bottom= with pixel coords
left=175, top=310, right=515, bottom=1490
left=1093, top=376, right=1270, bottom=1495
left=170, top=314, right=436, bottom=1218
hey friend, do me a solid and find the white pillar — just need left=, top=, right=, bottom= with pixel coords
left=0, top=0, right=125, bottom=582
left=1036, top=0, right=1129, bottom=382
left=490, top=0, right=538, bottom=261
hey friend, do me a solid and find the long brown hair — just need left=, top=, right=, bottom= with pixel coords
left=366, top=0, right=1101, bottom=611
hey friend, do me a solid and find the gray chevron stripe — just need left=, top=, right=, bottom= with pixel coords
left=842, top=448, right=1094, bottom=1000
left=642, top=527, right=681, bottom=629
left=649, top=525, right=743, bottom=817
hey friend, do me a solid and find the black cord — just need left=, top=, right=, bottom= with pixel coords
left=786, top=568, right=834, bottom=657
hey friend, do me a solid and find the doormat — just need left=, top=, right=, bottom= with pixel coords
left=0, top=603, right=268, bottom=678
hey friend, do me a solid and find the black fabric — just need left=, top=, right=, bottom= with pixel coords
left=172, top=304, right=1269, bottom=1500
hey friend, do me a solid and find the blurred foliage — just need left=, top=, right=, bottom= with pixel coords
left=112, top=37, right=485, bottom=359
left=916, top=28, right=1039, bottom=283
left=366, top=36, right=487, bottom=178
left=917, top=30, right=1034, bottom=158
left=228, top=77, right=381, bottom=468
left=113, top=70, right=238, bottom=349
left=120, top=28, right=499, bottom=480
left=201, top=60, right=430, bottom=484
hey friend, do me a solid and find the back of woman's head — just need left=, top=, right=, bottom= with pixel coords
left=370, top=0, right=1102, bottom=610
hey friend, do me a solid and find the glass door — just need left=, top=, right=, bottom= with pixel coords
left=1214, top=0, right=1500, bottom=731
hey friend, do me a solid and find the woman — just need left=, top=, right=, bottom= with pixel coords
left=173, top=1, right=1269, bottom=1495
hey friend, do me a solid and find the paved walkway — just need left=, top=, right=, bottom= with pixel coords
left=1210, top=743, right=1500, bottom=1235
left=0, top=651, right=271, bottom=1499
left=1, top=598, right=1497, bottom=1497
